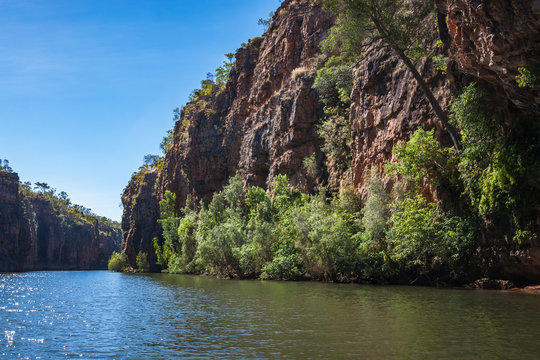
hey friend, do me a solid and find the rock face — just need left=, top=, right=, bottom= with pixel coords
left=121, top=0, right=539, bottom=280
left=0, top=171, right=121, bottom=272
left=349, top=46, right=453, bottom=195
left=121, top=170, right=160, bottom=268
left=0, top=172, right=25, bottom=271
left=435, top=0, right=540, bottom=111
left=121, top=0, right=333, bottom=264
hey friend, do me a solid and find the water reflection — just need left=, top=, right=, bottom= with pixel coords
left=1, top=271, right=539, bottom=359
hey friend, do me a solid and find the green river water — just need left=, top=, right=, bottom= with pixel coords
left=1, top=271, right=539, bottom=359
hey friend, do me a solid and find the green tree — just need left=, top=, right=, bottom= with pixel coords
left=34, top=182, right=50, bottom=193
left=258, top=11, right=275, bottom=32
left=319, top=0, right=460, bottom=150
left=0, top=159, right=13, bottom=173
left=143, top=154, right=160, bottom=167
left=108, top=252, right=129, bottom=272
left=215, top=53, right=235, bottom=86
left=160, top=129, right=174, bottom=154
left=387, top=194, right=475, bottom=283
left=313, top=56, right=353, bottom=112
left=136, top=251, right=150, bottom=272
left=153, top=190, right=181, bottom=267
left=386, top=128, right=457, bottom=192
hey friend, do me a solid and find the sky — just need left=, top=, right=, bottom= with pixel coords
left=0, top=0, right=282, bottom=222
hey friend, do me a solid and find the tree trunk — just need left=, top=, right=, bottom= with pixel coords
left=393, top=46, right=461, bottom=151
left=370, top=15, right=460, bottom=151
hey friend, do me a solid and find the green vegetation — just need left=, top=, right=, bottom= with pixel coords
left=5, top=165, right=120, bottom=229
left=149, top=76, right=537, bottom=283
left=386, top=128, right=457, bottom=192
left=312, top=56, right=354, bottom=185
left=129, top=51, right=238, bottom=186
left=189, top=53, right=236, bottom=102
left=515, top=66, right=537, bottom=90
left=450, top=83, right=539, bottom=243
left=108, top=252, right=130, bottom=272
left=136, top=251, right=150, bottom=272
left=122, top=1, right=538, bottom=284
left=258, top=11, right=275, bottom=32
left=150, top=166, right=476, bottom=284
left=0, top=159, right=13, bottom=173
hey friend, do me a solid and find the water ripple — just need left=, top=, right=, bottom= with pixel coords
left=1, top=271, right=540, bottom=359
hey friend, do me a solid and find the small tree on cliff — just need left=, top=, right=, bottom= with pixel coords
left=0, top=159, right=13, bottom=173
left=34, top=182, right=50, bottom=193
left=318, top=0, right=460, bottom=151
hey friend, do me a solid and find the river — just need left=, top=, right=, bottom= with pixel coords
left=1, top=271, right=539, bottom=359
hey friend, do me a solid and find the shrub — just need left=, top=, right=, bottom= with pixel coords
left=136, top=251, right=150, bottom=272
left=362, top=169, right=389, bottom=241
left=317, top=109, right=351, bottom=182
left=260, top=245, right=302, bottom=280
left=278, top=194, right=359, bottom=282
left=515, top=66, right=537, bottom=90
left=108, top=252, right=129, bottom=272
left=194, top=191, right=248, bottom=276
left=313, top=56, right=353, bottom=112
left=223, top=172, right=245, bottom=208
left=291, top=66, right=312, bottom=80
left=386, top=128, right=457, bottom=191
left=303, top=153, right=318, bottom=177
left=354, top=169, right=394, bottom=281
left=387, top=195, right=475, bottom=283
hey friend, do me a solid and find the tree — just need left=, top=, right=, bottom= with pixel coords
left=0, top=159, right=13, bottom=173
left=58, top=191, right=71, bottom=206
left=160, top=129, right=174, bottom=154
left=215, top=53, right=235, bottom=85
left=143, top=154, right=160, bottom=167
left=258, top=11, right=275, bottom=32
left=319, top=0, right=460, bottom=151
left=34, top=182, right=50, bottom=193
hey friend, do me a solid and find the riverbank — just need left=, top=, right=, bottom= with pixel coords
left=116, top=267, right=540, bottom=294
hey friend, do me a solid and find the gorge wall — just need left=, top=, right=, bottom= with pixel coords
left=0, top=171, right=121, bottom=272
left=122, top=0, right=540, bottom=280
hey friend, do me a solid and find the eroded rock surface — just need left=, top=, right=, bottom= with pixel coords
left=436, top=0, right=540, bottom=110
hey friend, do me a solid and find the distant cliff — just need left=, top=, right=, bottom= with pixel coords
left=0, top=171, right=121, bottom=272
left=121, top=0, right=539, bottom=282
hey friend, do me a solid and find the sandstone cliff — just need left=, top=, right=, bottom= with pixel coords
left=122, top=0, right=539, bottom=280
left=0, top=171, right=121, bottom=272
left=122, top=0, right=333, bottom=268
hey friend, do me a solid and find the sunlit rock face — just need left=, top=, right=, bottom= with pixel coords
left=0, top=171, right=121, bottom=272
left=121, top=170, right=160, bottom=269
left=121, top=0, right=334, bottom=267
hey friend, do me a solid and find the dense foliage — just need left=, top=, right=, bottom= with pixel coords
left=450, top=84, right=539, bottom=243
left=151, top=162, right=480, bottom=284
left=108, top=252, right=129, bottom=272
left=312, top=56, right=354, bottom=186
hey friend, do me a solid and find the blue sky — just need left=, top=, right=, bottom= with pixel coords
left=0, top=0, right=281, bottom=221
